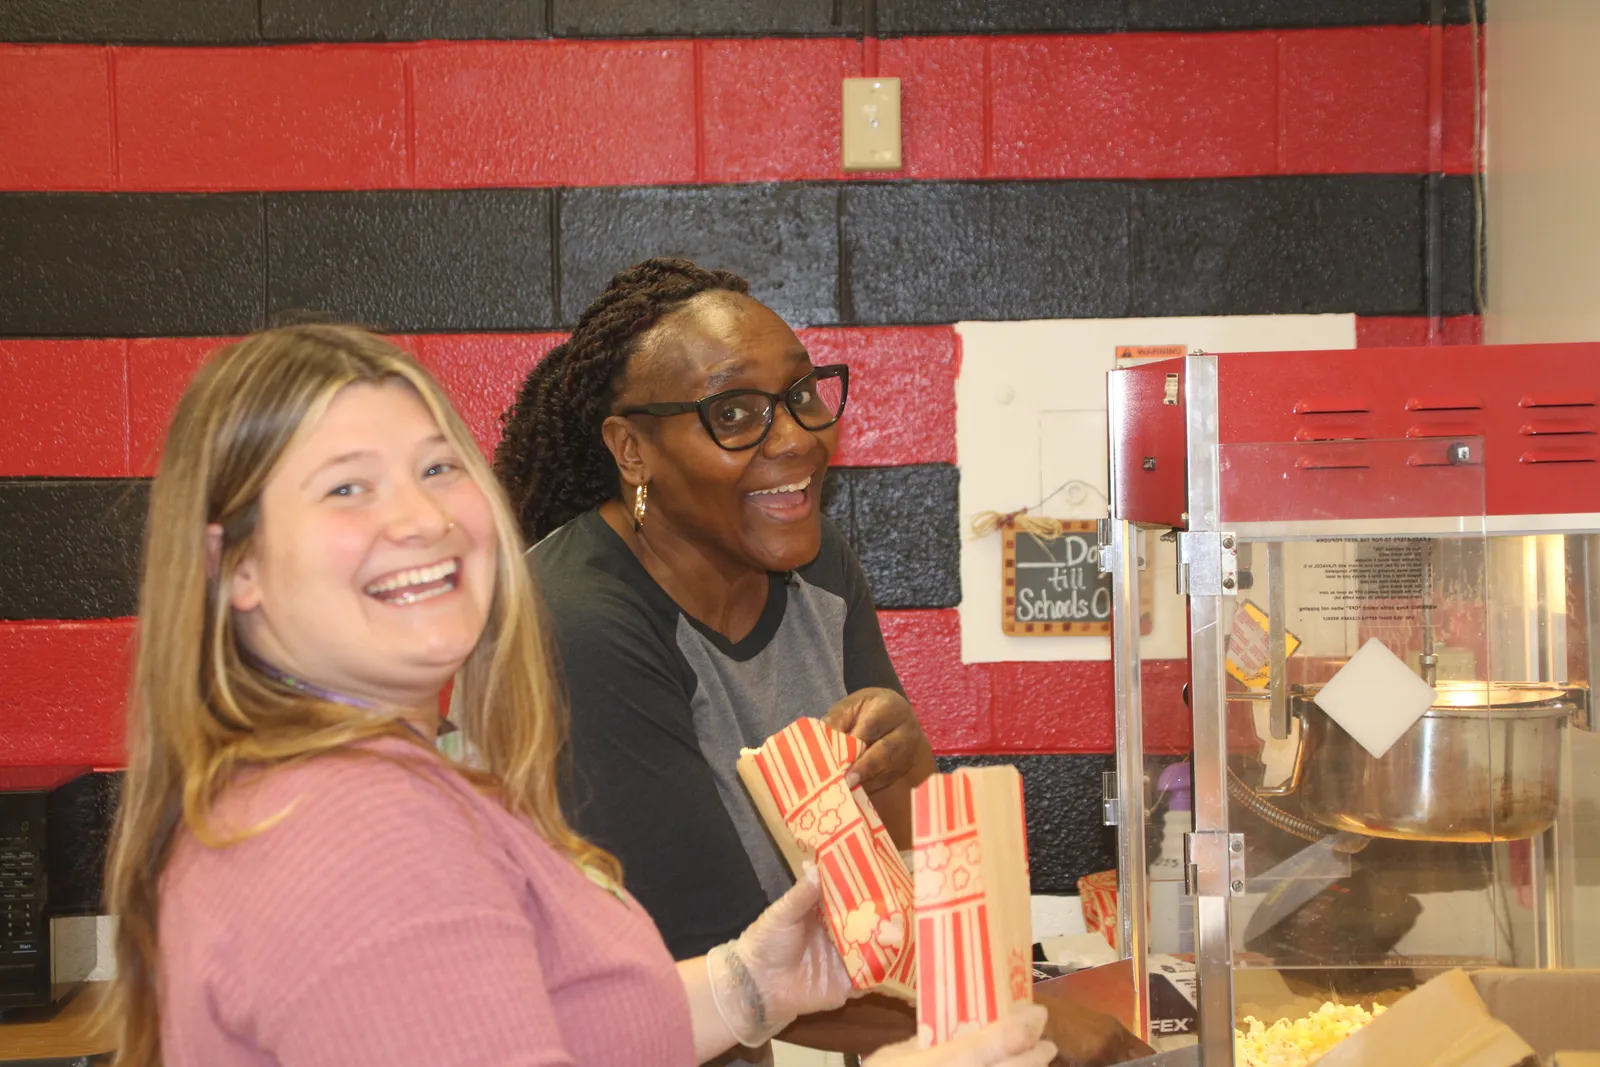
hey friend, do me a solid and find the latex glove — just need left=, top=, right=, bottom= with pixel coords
left=707, top=865, right=854, bottom=1046
left=824, top=687, right=930, bottom=793
left=865, top=1005, right=1058, bottom=1067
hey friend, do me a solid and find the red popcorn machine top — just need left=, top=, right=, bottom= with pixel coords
left=1100, top=343, right=1600, bottom=1063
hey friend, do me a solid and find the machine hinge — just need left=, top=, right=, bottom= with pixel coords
left=1101, top=771, right=1119, bottom=826
left=1184, top=831, right=1247, bottom=897
left=1096, top=517, right=1115, bottom=575
left=1177, top=531, right=1239, bottom=597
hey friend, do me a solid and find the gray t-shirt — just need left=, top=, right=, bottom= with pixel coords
left=531, top=508, right=902, bottom=961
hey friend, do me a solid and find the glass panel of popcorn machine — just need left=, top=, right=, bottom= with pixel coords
left=1212, top=437, right=1520, bottom=1060
left=1564, top=532, right=1600, bottom=968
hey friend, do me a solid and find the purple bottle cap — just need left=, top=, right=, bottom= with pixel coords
left=1157, top=762, right=1191, bottom=812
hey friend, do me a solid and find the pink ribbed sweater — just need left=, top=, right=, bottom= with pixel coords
left=156, top=739, right=695, bottom=1067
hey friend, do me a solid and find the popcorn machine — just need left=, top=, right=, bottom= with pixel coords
left=1101, top=343, right=1600, bottom=1063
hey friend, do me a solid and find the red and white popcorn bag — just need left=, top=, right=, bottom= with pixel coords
left=913, top=766, right=1033, bottom=1046
left=1077, top=869, right=1121, bottom=951
left=738, top=717, right=917, bottom=1001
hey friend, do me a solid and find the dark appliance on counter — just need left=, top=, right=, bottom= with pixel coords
left=1, top=767, right=101, bottom=1014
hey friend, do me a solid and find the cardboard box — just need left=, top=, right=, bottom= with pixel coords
left=1469, top=970, right=1600, bottom=1061
left=1146, top=955, right=1198, bottom=1047
left=1314, top=968, right=1600, bottom=1067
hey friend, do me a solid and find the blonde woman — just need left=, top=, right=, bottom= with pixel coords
left=101, top=325, right=1055, bottom=1067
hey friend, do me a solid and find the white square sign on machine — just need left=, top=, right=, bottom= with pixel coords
left=1313, top=637, right=1438, bottom=759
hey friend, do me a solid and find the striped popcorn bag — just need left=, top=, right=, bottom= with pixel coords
left=913, top=766, right=1032, bottom=1046
left=738, top=717, right=917, bottom=1001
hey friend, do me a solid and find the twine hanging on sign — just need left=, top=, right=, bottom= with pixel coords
left=970, top=510, right=1069, bottom=539
left=968, top=479, right=1107, bottom=540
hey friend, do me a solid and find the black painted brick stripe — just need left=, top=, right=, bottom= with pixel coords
left=267, top=191, right=556, bottom=333
left=880, top=0, right=1482, bottom=35
left=0, top=177, right=1480, bottom=339
left=41, top=762, right=1112, bottom=911
left=1128, top=176, right=1427, bottom=317
left=557, top=185, right=841, bottom=329
left=0, top=194, right=265, bottom=340
left=0, top=480, right=148, bottom=622
left=1442, top=172, right=1486, bottom=317
left=259, top=0, right=545, bottom=42
left=554, top=0, right=864, bottom=38
left=840, top=181, right=1133, bottom=324
left=0, top=0, right=1482, bottom=43
left=0, top=0, right=258, bottom=43
left=0, top=467, right=954, bottom=620
left=824, top=465, right=961, bottom=609
left=845, top=175, right=1483, bottom=322
left=936, top=754, right=1118, bottom=897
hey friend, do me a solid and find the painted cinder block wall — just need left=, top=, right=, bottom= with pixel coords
left=0, top=0, right=1483, bottom=892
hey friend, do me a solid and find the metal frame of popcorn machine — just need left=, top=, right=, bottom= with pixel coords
left=1101, top=342, right=1600, bottom=1064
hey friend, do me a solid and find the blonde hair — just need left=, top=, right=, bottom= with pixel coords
left=102, top=325, right=615, bottom=1066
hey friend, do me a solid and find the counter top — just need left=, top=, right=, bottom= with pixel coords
left=1, top=982, right=114, bottom=1063
left=1, top=973, right=1143, bottom=1064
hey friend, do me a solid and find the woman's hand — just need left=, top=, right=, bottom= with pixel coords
left=705, top=866, right=854, bottom=1048
left=864, top=1005, right=1058, bottom=1067
left=825, top=688, right=933, bottom=794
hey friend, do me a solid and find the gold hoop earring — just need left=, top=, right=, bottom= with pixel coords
left=632, top=483, right=649, bottom=531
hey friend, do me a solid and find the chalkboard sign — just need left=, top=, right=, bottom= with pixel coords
left=1002, top=522, right=1112, bottom=636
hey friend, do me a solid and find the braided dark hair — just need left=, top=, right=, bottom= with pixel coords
left=495, top=257, right=751, bottom=542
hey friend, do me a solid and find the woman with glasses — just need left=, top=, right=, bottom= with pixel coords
left=496, top=258, right=933, bottom=1055
left=495, top=259, right=1153, bottom=1065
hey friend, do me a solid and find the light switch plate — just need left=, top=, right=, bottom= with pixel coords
left=842, top=77, right=902, bottom=172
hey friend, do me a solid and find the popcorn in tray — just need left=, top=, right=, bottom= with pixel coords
left=1235, top=1002, right=1385, bottom=1067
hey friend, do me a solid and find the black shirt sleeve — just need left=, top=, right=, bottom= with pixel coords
left=535, top=547, right=769, bottom=959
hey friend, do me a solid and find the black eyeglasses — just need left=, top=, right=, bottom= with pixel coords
left=620, top=364, right=850, bottom=452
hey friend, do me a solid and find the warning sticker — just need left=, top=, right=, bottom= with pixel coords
left=1115, top=344, right=1188, bottom=362
left=1226, top=599, right=1301, bottom=689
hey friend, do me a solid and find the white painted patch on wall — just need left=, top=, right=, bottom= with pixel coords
left=954, top=315, right=1357, bottom=664
left=1030, top=893, right=1086, bottom=940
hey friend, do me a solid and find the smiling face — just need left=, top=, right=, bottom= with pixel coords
left=610, top=292, right=840, bottom=573
left=226, top=380, right=498, bottom=709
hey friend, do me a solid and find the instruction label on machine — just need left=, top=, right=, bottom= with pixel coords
left=1296, top=538, right=1429, bottom=624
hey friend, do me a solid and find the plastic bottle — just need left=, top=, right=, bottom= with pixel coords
left=1147, top=762, right=1194, bottom=956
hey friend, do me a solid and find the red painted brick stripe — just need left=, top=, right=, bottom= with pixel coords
left=1, top=339, right=129, bottom=477
left=0, top=619, right=132, bottom=769
left=115, top=46, right=412, bottom=191
left=1, top=327, right=958, bottom=477
left=0, top=29, right=1482, bottom=191
left=1, top=609, right=1180, bottom=769
left=411, top=41, right=699, bottom=188
left=0, top=318, right=1480, bottom=478
left=878, top=609, right=1189, bottom=756
left=0, top=46, right=113, bottom=189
